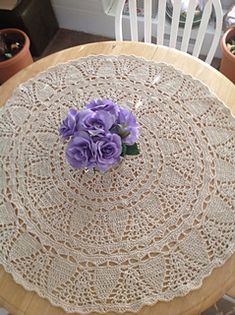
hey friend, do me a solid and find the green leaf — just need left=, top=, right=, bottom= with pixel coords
left=125, top=143, right=140, bottom=155
left=121, top=144, right=127, bottom=157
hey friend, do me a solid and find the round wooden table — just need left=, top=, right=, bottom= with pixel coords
left=0, top=41, right=235, bottom=315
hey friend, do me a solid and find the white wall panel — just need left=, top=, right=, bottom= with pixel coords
left=52, top=0, right=115, bottom=38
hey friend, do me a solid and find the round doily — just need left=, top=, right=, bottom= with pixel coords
left=0, top=55, right=235, bottom=314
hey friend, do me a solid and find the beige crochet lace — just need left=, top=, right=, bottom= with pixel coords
left=0, top=55, right=235, bottom=314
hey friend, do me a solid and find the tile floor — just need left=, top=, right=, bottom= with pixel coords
left=37, top=28, right=222, bottom=70
left=0, top=29, right=233, bottom=315
left=40, top=28, right=112, bottom=59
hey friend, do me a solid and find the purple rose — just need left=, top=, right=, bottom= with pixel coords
left=85, top=99, right=119, bottom=119
left=95, top=133, right=122, bottom=172
left=77, top=109, right=116, bottom=135
left=117, top=107, right=139, bottom=145
left=66, top=131, right=96, bottom=169
left=60, top=100, right=140, bottom=172
left=59, top=108, right=78, bottom=138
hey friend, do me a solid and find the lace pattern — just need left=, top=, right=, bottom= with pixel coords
left=0, top=55, right=235, bottom=313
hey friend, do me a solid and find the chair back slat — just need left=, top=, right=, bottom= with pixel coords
left=129, top=0, right=138, bottom=41
left=205, top=0, right=223, bottom=64
left=169, top=0, right=182, bottom=48
left=193, top=0, right=212, bottom=58
left=181, top=0, right=198, bottom=52
left=115, top=0, right=126, bottom=41
left=144, top=0, right=152, bottom=43
left=157, top=0, right=167, bottom=45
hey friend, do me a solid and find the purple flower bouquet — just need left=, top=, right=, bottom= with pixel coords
left=59, top=99, right=140, bottom=172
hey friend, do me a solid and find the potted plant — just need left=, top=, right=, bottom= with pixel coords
left=0, top=28, right=33, bottom=84
left=220, top=6, right=235, bottom=84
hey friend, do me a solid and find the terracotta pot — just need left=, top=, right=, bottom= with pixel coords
left=0, top=28, right=33, bottom=84
left=220, top=27, right=235, bottom=84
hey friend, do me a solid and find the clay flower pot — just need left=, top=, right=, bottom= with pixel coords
left=0, top=28, right=33, bottom=84
left=220, top=27, right=235, bottom=84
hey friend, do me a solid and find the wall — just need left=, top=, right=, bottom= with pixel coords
left=51, top=0, right=115, bottom=38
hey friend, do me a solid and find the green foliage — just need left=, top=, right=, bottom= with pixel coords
left=121, top=143, right=140, bottom=157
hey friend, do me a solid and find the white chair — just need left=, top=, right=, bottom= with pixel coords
left=115, top=0, right=223, bottom=64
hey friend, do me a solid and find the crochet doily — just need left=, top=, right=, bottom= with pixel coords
left=0, top=55, right=235, bottom=314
